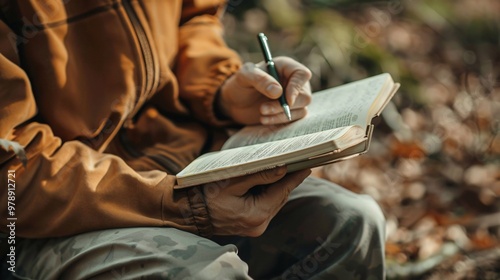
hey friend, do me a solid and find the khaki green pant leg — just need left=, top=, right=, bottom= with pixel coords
left=13, top=177, right=385, bottom=280
left=15, top=227, right=251, bottom=280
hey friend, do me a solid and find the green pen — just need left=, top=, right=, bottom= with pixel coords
left=257, top=33, right=292, bottom=121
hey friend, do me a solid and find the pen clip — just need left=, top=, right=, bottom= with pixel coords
left=257, top=33, right=273, bottom=62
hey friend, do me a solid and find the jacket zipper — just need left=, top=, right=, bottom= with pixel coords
left=121, top=1, right=181, bottom=174
left=123, top=0, right=157, bottom=113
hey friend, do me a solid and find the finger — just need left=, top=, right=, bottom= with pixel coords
left=236, top=62, right=283, bottom=99
left=291, top=82, right=312, bottom=108
left=257, top=169, right=311, bottom=214
left=260, top=92, right=311, bottom=115
left=273, top=57, right=312, bottom=106
left=260, top=107, right=308, bottom=125
left=287, top=75, right=312, bottom=107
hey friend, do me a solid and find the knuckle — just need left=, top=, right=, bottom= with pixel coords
left=291, top=69, right=312, bottom=84
left=288, top=82, right=303, bottom=96
left=302, top=68, right=313, bottom=79
left=247, top=226, right=267, bottom=237
left=243, top=215, right=269, bottom=237
left=237, top=63, right=255, bottom=80
left=302, top=93, right=312, bottom=106
left=243, top=213, right=267, bottom=228
left=274, top=56, right=292, bottom=64
left=242, top=62, right=255, bottom=72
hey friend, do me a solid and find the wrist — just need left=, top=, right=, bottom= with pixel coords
left=213, top=83, right=231, bottom=121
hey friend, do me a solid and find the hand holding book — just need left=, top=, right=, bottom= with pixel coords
left=204, top=167, right=311, bottom=237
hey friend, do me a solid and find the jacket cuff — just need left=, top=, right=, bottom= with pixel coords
left=201, top=60, right=240, bottom=126
left=186, top=187, right=213, bottom=237
left=162, top=179, right=213, bottom=237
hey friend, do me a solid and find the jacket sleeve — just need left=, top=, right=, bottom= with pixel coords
left=175, top=1, right=242, bottom=125
left=0, top=25, right=211, bottom=238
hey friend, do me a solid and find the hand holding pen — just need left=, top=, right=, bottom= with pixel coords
left=216, top=34, right=312, bottom=125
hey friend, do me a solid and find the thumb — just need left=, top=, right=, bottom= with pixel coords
left=237, top=62, right=283, bottom=99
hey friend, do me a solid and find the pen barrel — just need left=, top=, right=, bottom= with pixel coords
left=266, top=61, right=286, bottom=105
left=266, top=61, right=280, bottom=81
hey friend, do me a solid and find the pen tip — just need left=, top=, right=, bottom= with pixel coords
left=283, top=105, right=292, bottom=121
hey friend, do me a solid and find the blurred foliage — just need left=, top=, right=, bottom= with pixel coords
left=223, top=0, right=500, bottom=278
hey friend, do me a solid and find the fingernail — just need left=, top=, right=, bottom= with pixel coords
left=266, top=84, right=282, bottom=97
left=261, top=117, right=270, bottom=125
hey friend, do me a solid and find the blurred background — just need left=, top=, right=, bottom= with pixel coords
left=223, top=0, right=499, bottom=279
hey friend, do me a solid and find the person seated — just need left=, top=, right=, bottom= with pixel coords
left=0, top=1, right=386, bottom=279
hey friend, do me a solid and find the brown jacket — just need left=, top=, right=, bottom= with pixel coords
left=0, top=0, right=241, bottom=238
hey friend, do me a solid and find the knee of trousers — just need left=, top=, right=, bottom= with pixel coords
left=330, top=194, right=386, bottom=264
left=312, top=192, right=386, bottom=264
left=294, top=178, right=386, bottom=242
left=296, top=178, right=386, bottom=234
left=330, top=193, right=386, bottom=244
left=353, top=194, right=386, bottom=232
